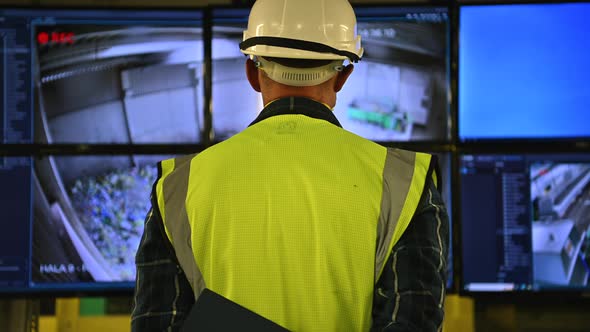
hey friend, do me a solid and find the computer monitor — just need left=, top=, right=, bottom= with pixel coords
left=0, top=8, right=204, bottom=145
left=1, top=154, right=172, bottom=294
left=460, top=153, right=590, bottom=292
left=459, top=3, right=590, bottom=141
left=211, top=6, right=450, bottom=142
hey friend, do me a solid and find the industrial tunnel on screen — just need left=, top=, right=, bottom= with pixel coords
left=34, top=25, right=204, bottom=145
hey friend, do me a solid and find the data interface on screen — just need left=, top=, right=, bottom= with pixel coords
left=0, top=8, right=204, bottom=145
left=211, top=7, right=450, bottom=142
left=0, top=154, right=174, bottom=293
left=461, top=154, right=590, bottom=292
left=459, top=3, right=590, bottom=141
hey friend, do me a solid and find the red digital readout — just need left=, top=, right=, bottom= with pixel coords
left=37, top=31, right=75, bottom=45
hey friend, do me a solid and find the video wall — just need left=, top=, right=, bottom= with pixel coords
left=1, top=2, right=590, bottom=296
left=458, top=2, right=590, bottom=293
left=0, top=7, right=202, bottom=293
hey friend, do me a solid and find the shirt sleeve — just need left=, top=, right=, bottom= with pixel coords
left=371, top=174, right=450, bottom=332
left=131, top=203, right=195, bottom=332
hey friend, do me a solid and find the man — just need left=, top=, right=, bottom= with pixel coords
left=132, top=0, right=448, bottom=331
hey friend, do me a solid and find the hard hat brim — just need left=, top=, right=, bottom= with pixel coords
left=240, top=36, right=362, bottom=63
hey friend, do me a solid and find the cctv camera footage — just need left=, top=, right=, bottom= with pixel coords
left=0, top=153, right=172, bottom=291
left=211, top=8, right=450, bottom=142
left=461, top=154, right=590, bottom=292
left=34, top=24, right=204, bottom=145
left=531, top=163, right=590, bottom=287
left=32, top=155, right=170, bottom=284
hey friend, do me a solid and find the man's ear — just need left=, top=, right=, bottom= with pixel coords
left=246, top=58, right=261, bottom=92
left=334, top=64, right=354, bottom=93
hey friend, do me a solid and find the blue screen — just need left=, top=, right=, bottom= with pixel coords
left=459, top=3, right=590, bottom=140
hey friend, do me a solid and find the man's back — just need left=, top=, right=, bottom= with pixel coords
left=176, top=99, right=387, bottom=330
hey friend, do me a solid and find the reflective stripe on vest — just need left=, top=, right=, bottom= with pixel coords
left=156, top=154, right=206, bottom=299
left=154, top=117, right=432, bottom=330
left=375, top=149, right=431, bottom=281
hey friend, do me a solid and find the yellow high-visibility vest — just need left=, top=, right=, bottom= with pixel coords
left=154, top=99, right=434, bottom=331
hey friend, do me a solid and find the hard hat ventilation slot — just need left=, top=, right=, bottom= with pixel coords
left=282, top=72, right=323, bottom=81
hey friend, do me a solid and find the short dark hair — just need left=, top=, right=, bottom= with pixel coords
left=262, top=57, right=334, bottom=69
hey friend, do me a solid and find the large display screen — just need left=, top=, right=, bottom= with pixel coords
left=460, top=153, right=590, bottom=292
left=1, top=154, right=172, bottom=293
left=459, top=3, right=590, bottom=141
left=211, top=6, right=450, bottom=142
left=0, top=8, right=204, bottom=145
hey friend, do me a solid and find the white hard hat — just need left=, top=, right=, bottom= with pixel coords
left=240, top=0, right=364, bottom=63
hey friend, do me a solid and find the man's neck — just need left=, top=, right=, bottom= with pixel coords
left=264, top=96, right=333, bottom=110
left=261, top=82, right=335, bottom=109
